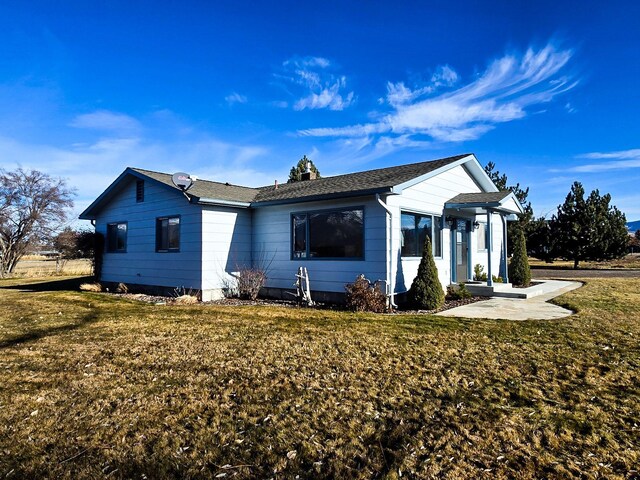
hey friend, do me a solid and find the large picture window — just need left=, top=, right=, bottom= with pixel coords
left=292, top=208, right=364, bottom=259
left=156, top=216, right=180, bottom=252
left=106, top=222, right=127, bottom=253
left=401, top=211, right=442, bottom=257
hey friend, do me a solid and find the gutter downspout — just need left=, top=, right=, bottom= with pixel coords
left=376, top=194, right=397, bottom=308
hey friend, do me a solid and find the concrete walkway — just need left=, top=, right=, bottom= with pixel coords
left=436, top=280, right=582, bottom=320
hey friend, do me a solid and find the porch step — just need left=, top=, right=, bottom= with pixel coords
left=463, top=282, right=547, bottom=299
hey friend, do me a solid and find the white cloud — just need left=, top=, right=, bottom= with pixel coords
left=69, top=110, right=141, bottom=134
left=566, top=148, right=640, bottom=172
left=0, top=125, right=273, bottom=225
left=225, top=92, right=248, bottom=105
left=278, top=56, right=355, bottom=111
left=300, top=42, right=576, bottom=144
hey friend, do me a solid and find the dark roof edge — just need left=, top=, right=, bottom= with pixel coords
left=250, top=187, right=394, bottom=207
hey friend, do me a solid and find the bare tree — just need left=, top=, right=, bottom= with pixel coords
left=0, top=168, right=75, bottom=277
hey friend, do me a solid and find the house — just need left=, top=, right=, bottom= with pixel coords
left=79, top=153, right=524, bottom=303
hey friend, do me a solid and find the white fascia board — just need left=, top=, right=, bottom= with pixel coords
left=195, top=197, right=251, bottom=208
left=499, top=193, right=525, bottom=214
left=390, top=154, right=498, bottom=194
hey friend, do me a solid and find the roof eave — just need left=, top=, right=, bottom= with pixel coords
left=193, top=197, right=252, bottom=208
left=251, top=187, right=393, bottom=207
left=78, top=167, right=190, bottom=220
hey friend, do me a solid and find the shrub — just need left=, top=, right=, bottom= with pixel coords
left=79, top=282, right=102, bottom=292
left=236, top=267, right=267, bottom=300
left=446, top=283, right=472, bottom=301
left=345, top=275, right=388, bottom=313
left=174, top=294, right=199, bottom=305
left=473, top=264, right=487, bottom=281
left=492, top=275, right=504, bottom=283
left=408, top=236, right=445, bottom=310
left=509, top=224, right=532, bottom=286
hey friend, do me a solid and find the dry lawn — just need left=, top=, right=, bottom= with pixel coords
left=12, top=258, right=92, bottom=277
left=0, top=276, right=638, bottom=479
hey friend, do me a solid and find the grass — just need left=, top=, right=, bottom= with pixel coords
left=0, top=276, right=638, bottom=479
left=11, top=258, right=93, bottom=277
left=529, top=253, right=640, bottom=269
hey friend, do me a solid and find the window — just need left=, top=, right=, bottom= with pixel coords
left=292, top=208, right=364, bottom=259
left=401, top=212, right=442, bottom=257
left=156, top=216, right=180, bottom=252
left=136, top=180, right=144, bottom=202
left=106, top=222, right=127, bottom=253
left=477, top=222, right=487, bottom=251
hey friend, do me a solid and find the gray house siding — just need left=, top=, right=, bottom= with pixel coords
left=252, top=196, right=387, bottom=297
left=96, top=177, right=203, bottom=292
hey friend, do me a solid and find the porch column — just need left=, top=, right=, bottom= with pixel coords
left=486, top=210, right=493, bottom=287
left=501, top=214, right=509, bottom=283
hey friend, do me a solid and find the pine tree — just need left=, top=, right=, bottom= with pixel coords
left=550, top=182, right=628, bottom=268
left=408, top=235, right=445, bottom=310
left=287, top=155, right=321, bottom=183
left=508, top=224, right=531, bottom=286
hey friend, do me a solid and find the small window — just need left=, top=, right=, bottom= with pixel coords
left=156, top=216, right=180, bottom=252
left=136, top=180, right=144, bottom=202
left=477, top=222, right=487, bottom=251
left=401, top=212, right=442, bottom=257
left=106, top=222, right=127, bottom=253
left=291, top=208, right=364, bottom=259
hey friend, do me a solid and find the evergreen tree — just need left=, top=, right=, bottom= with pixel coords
left=508, top=224, right=531, bottom=286
left=408, top=235, right=445, bottom=309
left=287, top=155, right=321, bottom=183
left=526, top=216, right=553, bottom=261
left=550, top=181, right=628, bottom=268
left=484, top=162, right=533, bottom=254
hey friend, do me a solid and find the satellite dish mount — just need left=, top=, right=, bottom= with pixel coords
left=172, top=172, right=194, bottom=192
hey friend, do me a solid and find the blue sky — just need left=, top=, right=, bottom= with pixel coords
left=1, top=0, right=639, bottom=222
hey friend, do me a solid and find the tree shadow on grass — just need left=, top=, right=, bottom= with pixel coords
left=0, top=310, right=99, bottom=349
left=0, top=276, right=94, bottom=293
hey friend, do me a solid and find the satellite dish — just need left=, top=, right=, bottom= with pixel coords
left=171, top=172, right=194, bottom=191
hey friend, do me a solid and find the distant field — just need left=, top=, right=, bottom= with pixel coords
left=0, top=275, right=638, bottom=479
left=12, top=258, right=92, bottom=277
left=529, top=253, right=640, bottom=270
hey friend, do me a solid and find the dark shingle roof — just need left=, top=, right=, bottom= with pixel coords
left=252, top=154, right=470, bottom=204
left=446, top=191, right=512, bottom=205
left=132, top=154, right=471, bottom=206
left=131, top=168, right=258, bottom=204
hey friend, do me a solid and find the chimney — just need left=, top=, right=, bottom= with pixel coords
left=301, top=161, right=317, bottom=181
left=274, top=180, right=278, bottom=189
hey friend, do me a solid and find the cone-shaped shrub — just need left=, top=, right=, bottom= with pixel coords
left=508, top=224, right=531, bottom=286
left=409, top=235, right=445, bottom=309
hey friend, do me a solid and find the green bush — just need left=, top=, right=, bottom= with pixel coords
left=345, top=275, right=388, bottom=313
left=446, top=283, right=472, bottom=301
left=409, top=236, right=445, bottom=309
left=509, top=224, right=531, bottom=286
left=474, top=264, right=487, bottom=281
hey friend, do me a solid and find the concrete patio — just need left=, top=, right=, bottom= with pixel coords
left=437, top=279, right=582, bottom=320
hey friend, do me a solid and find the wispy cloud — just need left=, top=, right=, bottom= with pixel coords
left=300, top=43, right=576, bottom=145
left=225, top=92, right=247, bottom=105
left=567, top=148, right=640, bottom=172
left=69, top=110, right=141, bottom=134
left=0, top=110, right=275, bottom=222
left=278, top=56, right=355, bottom=111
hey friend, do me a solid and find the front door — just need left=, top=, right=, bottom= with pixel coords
left=456, top=221, right=469, bottom=282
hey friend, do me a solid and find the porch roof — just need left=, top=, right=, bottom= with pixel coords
left=444, top=191, right=524, bottom=216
